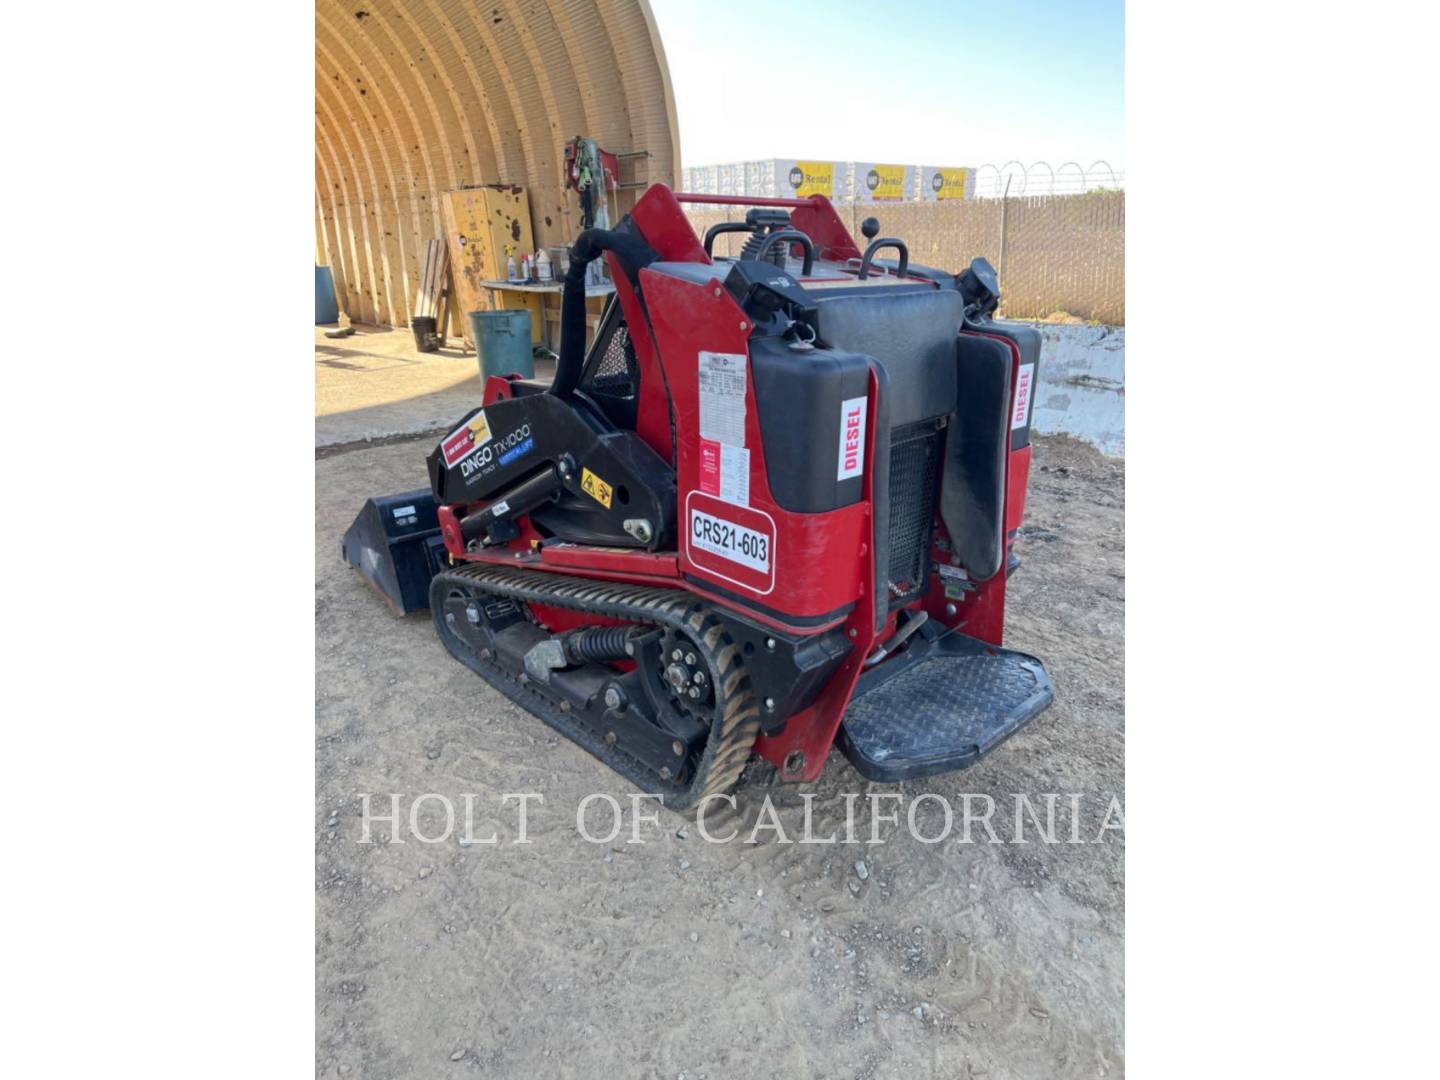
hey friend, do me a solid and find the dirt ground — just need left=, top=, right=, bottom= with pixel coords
left=314, top=326, right=556, bottom=450
left=316, top=432, right=1124, bottom=1079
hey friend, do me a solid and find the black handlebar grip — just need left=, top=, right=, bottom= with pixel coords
left=858, top=238, right=909, bottom=280
left=754, top=229, right=815, bottom=275
left=703, top=221, right=754, bottom=257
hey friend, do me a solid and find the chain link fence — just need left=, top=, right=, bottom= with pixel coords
left=683, top=190, right=1125, bottom=325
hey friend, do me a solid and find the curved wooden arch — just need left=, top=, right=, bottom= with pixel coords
left=315, top=0, right=681, bottom=325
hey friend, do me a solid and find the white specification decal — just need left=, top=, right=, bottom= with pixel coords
left=697, top=351, right=748, bottom=447
left=720, top=443, right=750, bottom=506
left=1011, top=362, right=1035, bottom=430
left=391, top=505, right=417, bottom=519
left=690, top=507, right=772, bottom=574
left=836, top=395, right=868, bottom=481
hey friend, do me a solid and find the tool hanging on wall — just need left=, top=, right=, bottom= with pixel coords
left=565, top=136, right=619, bottom=231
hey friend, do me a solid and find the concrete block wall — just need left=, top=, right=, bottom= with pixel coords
left=1027, top=323, right=1125, bottom=457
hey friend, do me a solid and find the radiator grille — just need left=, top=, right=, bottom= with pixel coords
left=886, top=421, right=943, bottom=604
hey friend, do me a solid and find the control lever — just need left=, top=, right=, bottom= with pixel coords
left=863, top=612, right=930, bottom=668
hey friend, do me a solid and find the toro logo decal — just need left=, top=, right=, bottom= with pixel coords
left=441, top=411, right=492, bottom=467
left=837, top=396, right=868, bottom=481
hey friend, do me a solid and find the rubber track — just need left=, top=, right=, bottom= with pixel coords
left=431, top=563, right=761, bottom=811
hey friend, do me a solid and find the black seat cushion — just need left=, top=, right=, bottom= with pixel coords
left=812, top=288, right=962, bottom=426
left=940, top=333, right=1011, bottom=581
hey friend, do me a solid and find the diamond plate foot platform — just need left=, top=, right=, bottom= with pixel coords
left=837, top=631, right=1053, bottom=781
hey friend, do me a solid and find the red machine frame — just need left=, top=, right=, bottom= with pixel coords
left=434, top=185, right=1033, bottom=782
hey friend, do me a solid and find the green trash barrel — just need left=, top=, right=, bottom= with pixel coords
left=469, top=309, right=534, bottom=379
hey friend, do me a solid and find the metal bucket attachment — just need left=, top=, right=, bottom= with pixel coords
left=341, top=489, right=448, bottom=615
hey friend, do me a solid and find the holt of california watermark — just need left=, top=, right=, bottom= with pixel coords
left=352, top=791, right=1125, bottom=847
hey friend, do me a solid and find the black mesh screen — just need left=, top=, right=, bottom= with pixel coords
left=588, top=323, right=638, bottom=398
left=886, top=421, right=943, bottom=604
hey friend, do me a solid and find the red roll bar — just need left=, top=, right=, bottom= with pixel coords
left=673, top=192, right=822, bottom=208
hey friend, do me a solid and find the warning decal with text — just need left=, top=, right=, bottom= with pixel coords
left=698, top=438, right=750, bottom=506
left=697, top=352, right=748, bottom=448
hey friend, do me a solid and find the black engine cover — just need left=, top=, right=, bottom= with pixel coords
left=427, top=394, right=676, bottom=550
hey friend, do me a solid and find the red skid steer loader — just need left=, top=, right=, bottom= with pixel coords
left=343, top=184, right=1053, bottom=809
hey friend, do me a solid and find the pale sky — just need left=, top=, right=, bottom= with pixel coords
left=648, top=0, right=1124, bottom=171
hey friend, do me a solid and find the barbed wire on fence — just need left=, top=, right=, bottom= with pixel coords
left=971, top=160, right=1123, bottom=198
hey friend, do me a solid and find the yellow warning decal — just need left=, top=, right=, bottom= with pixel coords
left=581, top=467, right=613, bottom=508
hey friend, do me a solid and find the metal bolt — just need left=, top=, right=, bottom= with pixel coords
left=945, top=603, right=958, bottom=618
left=559, top=700, right=572, bottom=713
left=660, top=767, right=673, bottom=780
left=672, top=649, right=683, bottom=661
left=604, top=731, right=617, bottom=747
left=685, top=652, right=697, bottom=666
left=603, top=686, right=625, bottom=711
left=848, top=628, right=858, bottom=638
left=479, top=648, right=492, bottom=661
left=688, top=686, right=701, bottom=699
left=739, top=321, right=748, bottom=331
left=765, top=637, right=777, bottom=652
left=672, top=740, right=684, bottom=756
left=764, top=696, right=775, bottom=711
left=445, top=613, right=456, bottom=627
left=466, top=604, right=481, bottom=624
left=624, top=641, right=635, bottom=657
left=692, top=670, right=706, bottom=684
left=712, top=287, right=722, bottom=297
left=518, top=673, right=529, bottom=685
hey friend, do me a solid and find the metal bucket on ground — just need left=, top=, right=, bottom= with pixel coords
left=411, top=316, right=439, bottom=352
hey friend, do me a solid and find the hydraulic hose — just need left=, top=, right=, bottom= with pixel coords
left=551, top=227, right=657, bottom=400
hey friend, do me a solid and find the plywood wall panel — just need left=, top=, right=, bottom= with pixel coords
left=316, top=0, right=680, bottom=326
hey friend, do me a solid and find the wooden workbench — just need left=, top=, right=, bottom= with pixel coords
left=480, top=280, right=616, bottom=350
